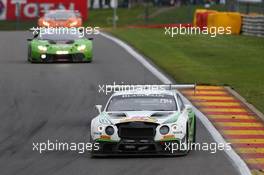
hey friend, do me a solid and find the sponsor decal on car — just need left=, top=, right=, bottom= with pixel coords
left=119, top=116, right=157, bottom=123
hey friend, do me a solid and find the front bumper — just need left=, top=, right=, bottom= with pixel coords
left=91, top=139, right=187, bottom=156
left=30, top=53, right=92, bottom=63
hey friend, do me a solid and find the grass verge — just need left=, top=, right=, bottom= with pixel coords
left=108, top=28, right=264, bottom=113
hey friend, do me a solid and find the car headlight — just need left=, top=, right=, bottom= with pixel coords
left=38, top=45, right=47, bottom=52
left=77, top=45, right=86, bottom=51
left=160, top=125, right=170, bottom=135
left=43, top=21, right=50, bottom=27
left=70, top=21, right=78, bottom=27
left=105, top=126, right=115, bottom=136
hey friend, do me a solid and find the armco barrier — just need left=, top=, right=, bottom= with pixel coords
left=241, top=15, right=264, bottom=37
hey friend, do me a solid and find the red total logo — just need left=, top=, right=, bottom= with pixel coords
left=6, top=0, right=88, bottom=20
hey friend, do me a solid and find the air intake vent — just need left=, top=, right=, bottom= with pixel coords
left=117, top=122, right=158, bottom=139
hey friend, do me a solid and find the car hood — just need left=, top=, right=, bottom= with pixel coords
left=32, top=39, right=88, bottom=48
left=100, top=111, right=180, bottom=125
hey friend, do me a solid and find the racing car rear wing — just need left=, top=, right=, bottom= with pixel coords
left=104, top=84, right=196, bottom=95
left=156, top=84, right=196, bottom=90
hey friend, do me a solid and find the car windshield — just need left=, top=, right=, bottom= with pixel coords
left=106, top=94, right=177, bottom=111
left=38, top=29, right=82, bottom=40
left=45, top=11, right=76, bottom=20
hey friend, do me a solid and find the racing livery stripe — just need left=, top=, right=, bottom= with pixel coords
left=180, top=86, right=264, bottom=174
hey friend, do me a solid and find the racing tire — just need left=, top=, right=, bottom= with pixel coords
left=89, top=135, right=95, bottom=158
left=193, top=116, right=196, bottom=143
left=82, top=60, right=92, bottom=63
left=178, top=124, right=190, bottom=156
left=27, top=45, right=32, bottom=62
left=185, top=123, right=191, bottom=154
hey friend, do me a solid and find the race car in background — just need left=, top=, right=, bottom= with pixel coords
left=38, top=10, right=82, bottom=28
left=27, top=28, right=93, bottom=63
left=90, top=85, right=196, bottom=156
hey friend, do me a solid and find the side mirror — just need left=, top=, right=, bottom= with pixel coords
left=185, top=104, right=192, bottom=111
left=95, top=105, right=102, bottom=114
left=33, top=34, right=39, bottom=38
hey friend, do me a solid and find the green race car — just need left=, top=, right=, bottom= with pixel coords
left=27, top=28, right=93, bottom=63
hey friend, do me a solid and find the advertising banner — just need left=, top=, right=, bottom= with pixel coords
left=1, top=0, right=88, bottom=20
left=0, top=0, right=7, bottom=20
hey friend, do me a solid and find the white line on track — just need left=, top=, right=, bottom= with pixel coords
left=100, top=32, right=252, bottom=175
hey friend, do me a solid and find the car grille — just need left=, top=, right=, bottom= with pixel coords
left=45, top=53, right=85, bottom=62
left=117, top=122, right=158, bottom=139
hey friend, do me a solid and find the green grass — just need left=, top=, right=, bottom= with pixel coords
left=0, top=20, right=37, bottom=30
left=87, top=6, right=156, bottom=27
left=109, top=28, right=264, bottom=112
left=87, top=5, right=227, bottom=27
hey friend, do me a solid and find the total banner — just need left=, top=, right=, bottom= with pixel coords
left=0, top=0, right=88, bottom=20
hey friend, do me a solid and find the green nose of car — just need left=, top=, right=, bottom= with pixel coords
left=27, top=29, right=93, bottom=63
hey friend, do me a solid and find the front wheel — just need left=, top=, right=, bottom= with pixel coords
left=89, top=135, right=95, bottom=158
left=27, top=45, right=32, bottom=62
left=192, top=116, right=196, bottom=143
left=179, top=124, right=190, bottom=155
